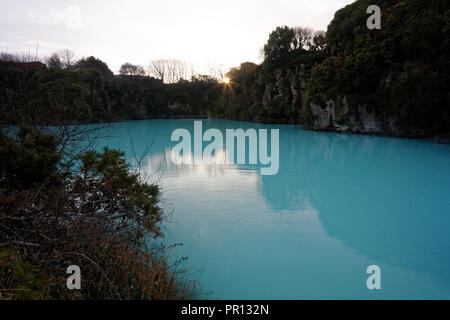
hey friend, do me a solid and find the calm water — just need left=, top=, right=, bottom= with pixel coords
left=93, top=119, right=450, bottom=300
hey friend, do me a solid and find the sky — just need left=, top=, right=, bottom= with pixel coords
left=0, top=0, right=354, bottom=74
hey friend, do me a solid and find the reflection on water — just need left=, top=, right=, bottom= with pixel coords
left=93, top=119, right=450, bottom=299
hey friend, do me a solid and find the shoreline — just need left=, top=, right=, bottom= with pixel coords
left=86, top=116, right=450, bottom=145
left=3, top=116, right=449, bottom=144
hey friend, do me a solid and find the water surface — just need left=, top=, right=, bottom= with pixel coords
left=94, top=119, right=450, bottom=299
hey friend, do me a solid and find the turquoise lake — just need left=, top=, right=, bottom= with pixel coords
left=93, top=119, right=450, bottom=300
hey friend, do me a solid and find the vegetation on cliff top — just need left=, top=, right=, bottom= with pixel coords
left=0, top=0, right=448, bottom=135
left=302, top=0, right=449, bottom=137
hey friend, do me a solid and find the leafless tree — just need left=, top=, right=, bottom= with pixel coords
left=148, top=59, right=193, bottom=83
left=148, top=59, right=168, bottom=82
left=293, top=27, right=314, bottom=49
left=207, top=61, right=225, bottom=81
left=58, top=49, right=77, bottom=69
left=18, top=51, right=39, bottom=63
left=0, top=51, right=18, bottom=62
left=169, top=59, right=192, bottom=83
left=310, top=31, right=327, bottom=51
left=0, top=50, right=41, bottom=63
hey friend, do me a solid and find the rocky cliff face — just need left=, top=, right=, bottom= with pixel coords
left=303, top=58, right=441, bottom=138
left=256, top=64, right=397, bottom=135
left=211, top=1, right=448, bottom=140
left=256, top=61, right=444, bottom=139
left=298, top=0, right=449, bottom=140
left=254, top=62, right=314, bottom=124
left=261, top=65, right=305, bottom=112
left=308, top=96, right=397, bottom=135
left=249, top=64, right=395, bottom=134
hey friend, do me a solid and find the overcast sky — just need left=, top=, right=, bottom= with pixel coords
left=0, top=0, right=354, bottom=74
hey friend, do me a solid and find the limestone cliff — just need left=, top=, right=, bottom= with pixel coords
left=298, top=0, right=449, bottom=140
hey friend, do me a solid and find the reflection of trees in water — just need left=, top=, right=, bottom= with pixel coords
left=99, top=120, right=450, bottom=278
left=141, top=148, right=232, bottom=179
left=260, top=129, right=450, bottom=277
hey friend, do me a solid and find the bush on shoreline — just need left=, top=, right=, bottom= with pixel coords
left=0, top=127, right=197, bottom=300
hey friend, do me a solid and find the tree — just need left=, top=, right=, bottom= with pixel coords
left=0, top=51, right=40, bottom=63
left=148, top=59, right=192, bottom=83
left=45, top=53, right=63, bottom=69
left=263, top=26, right=296, bottom=63
left=148, top=59, right=168, bottom=82
left=164, top=59, right=191, bottom=83
left=119, top=63, right=146, bottom=76
left=76, top=56, right=114, bottom=77
left=0, top=51, right=17, bottom=62
left=58, top=49, right=77, bottom=69
left=0, top=127, right=197, bottom=299
left=293, top=27, right=314, bottom=49
left=207, top=62, right=225, bottom=81
left=310, top=31, right=327, bottom=51
left=45, top=50, right=78, bottom=70
left=226, top=62, right=258, bottom=83
left=18, top=51, right=39, bottom=63
left=0, top=127, right=62, bottom=190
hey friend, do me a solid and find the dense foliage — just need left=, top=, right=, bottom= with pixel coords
left=0, top=0, right=448, bottom=136
left=0, top=59, right=220, bottom=125
left=302, top=0, right=450, bottom=137
left=217, top=28, right=326, bottom=123
left=222, top=0, right=449, bottom=136
left=0, top=127, right=196, bottom=299
left=263, top=26, right=298, bottom=63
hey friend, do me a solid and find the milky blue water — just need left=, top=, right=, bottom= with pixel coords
left=93, top=119, right=450, bottom=300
